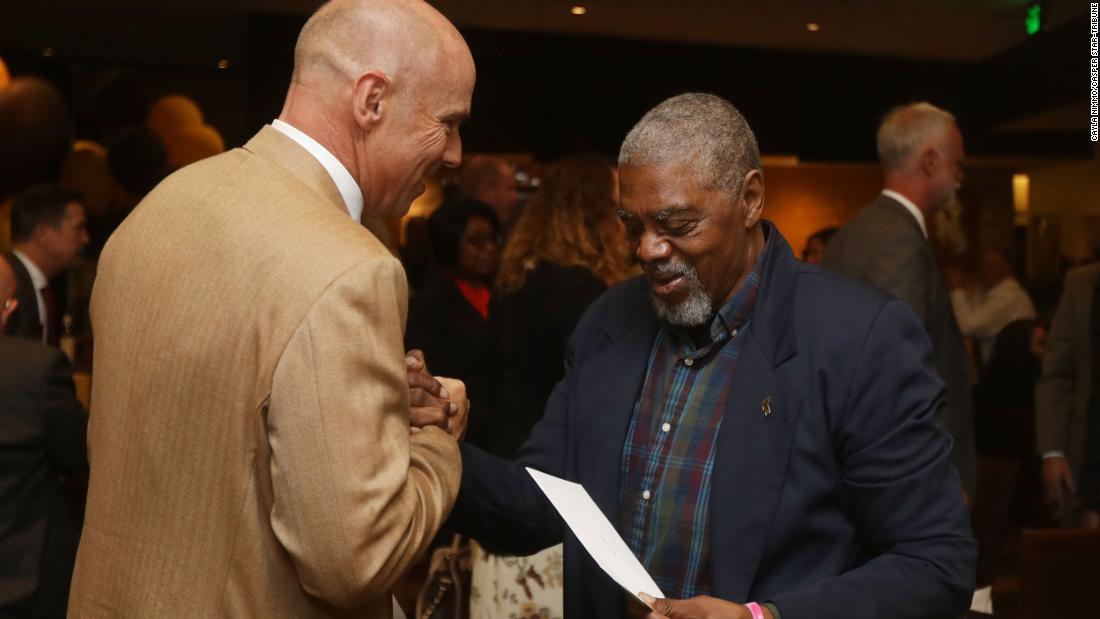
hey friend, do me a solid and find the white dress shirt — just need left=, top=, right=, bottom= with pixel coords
left=271, top=119, right=363, bottom=222
left=881, top=189, right=928, bottom=239
left=11, top=249, right=48, bottom=343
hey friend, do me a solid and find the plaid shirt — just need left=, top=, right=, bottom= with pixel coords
left=619, top=249, right=765, bottom=599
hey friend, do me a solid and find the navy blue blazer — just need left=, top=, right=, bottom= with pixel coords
left=450, top=223, right=976, bottom=619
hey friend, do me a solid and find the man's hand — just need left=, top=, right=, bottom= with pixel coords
left=639, top=594, right=771, bottom=619
left=406, top=350, right=456, bottom=431
left=1042, top=456, right=1077, bottom=513
left=435, top=376, right=469, bottom=440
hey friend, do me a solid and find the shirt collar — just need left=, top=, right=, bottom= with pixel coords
left=11, top=249, right=48, bottom=290
left=271, top=119, right=364, bottom=222
left=881, top=189, right=928, bottom=238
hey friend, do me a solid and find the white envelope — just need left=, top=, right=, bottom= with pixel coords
left=526, top=467, right=665, bottom=603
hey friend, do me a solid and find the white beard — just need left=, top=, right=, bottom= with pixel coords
left=648, top=262, right=713, bottom=327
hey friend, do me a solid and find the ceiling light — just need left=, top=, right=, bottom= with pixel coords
left=42, top=46, right=55, bottom=57
left=806, top=22, right=821, bottom=32
left=217, top=59, right=230, bottom=70
left=571, top=6, right=587, bottom=16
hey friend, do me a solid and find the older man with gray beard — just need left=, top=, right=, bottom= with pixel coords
left=448, top=93, right=975, bottom=619
left=824, top=102, right=976, bottom=502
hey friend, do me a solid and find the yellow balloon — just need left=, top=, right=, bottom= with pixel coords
left=73, top=139, right=107, bottom=157
left=164, top=124, right=225, bottom=168
left=0, top=57, right=10, bottom=90
left=146, top=94, right=204, bottom=142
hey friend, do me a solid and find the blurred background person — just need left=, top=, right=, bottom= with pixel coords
left=1036, top=261, right=1100, bottom=529
left=950, top=246, right=1036, bottom=366
left=824, top=102, right=976, bottom=502
left=489, top=155, right=633, bottom=457
left=0, top=254, right=89, bottom=618
left=460, top=155, right=519, bottom=233
left=4, top=184, right=88, bottom=346
left=0, top=78, right=72, bottom=205
left=468, top=155, right=633, bottom=619
left=406, top=198, right=501, bottom=448
left=800, top=226, right=836, bottom=265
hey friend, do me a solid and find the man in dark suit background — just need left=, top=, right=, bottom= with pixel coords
left=0, top=254, right=89, bottom=617
left=4, top=184, right=89, bottom=346
left=449, top=94, right=975, bottom=619
left=823, top=102, right=976, bottom=501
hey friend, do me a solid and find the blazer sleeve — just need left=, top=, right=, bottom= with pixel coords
left=1035, top=271, right=1081, bottom=455
left=770, top=299, right=976, bottom=619
left=861, top=230, right=933, bottom=326
left=40, top=349, right=89, bottom=475
left=445, top=324, right=579, bottom=555
left=265, top=255, right=461, bottom=609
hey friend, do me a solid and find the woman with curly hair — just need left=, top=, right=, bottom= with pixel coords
left=469, top=156, right=634, bottom=619
left=488, top=155, right=634, bottom=456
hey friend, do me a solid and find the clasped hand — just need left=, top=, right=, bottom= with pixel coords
left=405, top=349, right=468, bottom=439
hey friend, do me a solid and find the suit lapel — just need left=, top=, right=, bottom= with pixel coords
left=706, top=223, right=802, bottom=601
left=709, top=335, right=801, bottom=602
left=575, top=318, right=658, bottom=522
left=571, top=315, right=656, bottom=619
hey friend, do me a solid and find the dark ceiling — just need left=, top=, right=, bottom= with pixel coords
left=0, top=1, right=1091, bottom=162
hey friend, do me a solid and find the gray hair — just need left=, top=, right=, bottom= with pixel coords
left=876, top=102, right=957, bottom=172
left=619, top=93, right=761, bottom=197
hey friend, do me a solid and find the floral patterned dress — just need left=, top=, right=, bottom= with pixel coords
left=469, top=542, right=564, bottom=619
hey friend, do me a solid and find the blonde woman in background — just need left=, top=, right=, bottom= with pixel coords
left=469, top=156, right=634, bottom=619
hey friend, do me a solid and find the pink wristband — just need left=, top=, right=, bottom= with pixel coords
left=745, top=602, right=766, bottom=619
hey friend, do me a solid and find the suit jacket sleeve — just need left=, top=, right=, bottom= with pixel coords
left=771, top=299, right=976, bottom=619
left=862, top=230, right=932, bottom=326
left=446, top=326, right=578, bottom=555
left=265, top=255, right=461, bottom=608
left=40, top=349, right=89, bottom=474
left=1035, top=271, right=1080, bottom=455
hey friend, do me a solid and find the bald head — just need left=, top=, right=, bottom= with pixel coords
left=280, top=0, right=476, bottom=218
left=0, top=256, right=18, bottom=330
left=460, top=155, right=517, bottom=223
left=292, top=0, right=468, bottom=100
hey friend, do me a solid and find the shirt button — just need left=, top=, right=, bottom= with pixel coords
left=683, top=358, right=694, bottom=367
left=730, top=328, right=739, bottom=336
left=642, top=490, right=651, bottom=500
left=661, top=422, right=671, bottom=433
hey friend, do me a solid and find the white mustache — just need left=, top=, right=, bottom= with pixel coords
left=646, top=260, right=694, bottom=278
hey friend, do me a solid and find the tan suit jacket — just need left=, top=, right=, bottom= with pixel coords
left=69, top=127, right=460, bottom=617
left=1036, top=263, right=1100, bottom=476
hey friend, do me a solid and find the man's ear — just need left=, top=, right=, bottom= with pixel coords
left=920, top=147, right=939, bottom=178
left=32, top=221, right=53, bottom=246
left=740, top=169, right=765, bottom=227
left=352, top=70, right=391, bottom=132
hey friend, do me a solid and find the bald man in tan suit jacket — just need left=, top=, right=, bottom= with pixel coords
left=68, top=1, right=478, bottom=616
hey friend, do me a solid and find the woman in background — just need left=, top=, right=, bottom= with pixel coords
left=470, top=156, right=634, bottom=619
left=405, top=198, right=501, bottom=437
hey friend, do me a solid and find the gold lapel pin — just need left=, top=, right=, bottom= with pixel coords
left=762, top=396, right=772, bottom=417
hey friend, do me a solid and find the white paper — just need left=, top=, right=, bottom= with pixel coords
left=391, top=596, right=407, bottom=619
left=970, top=586, right=993, bottom=615
left=526, top=467, right=664, bottom=603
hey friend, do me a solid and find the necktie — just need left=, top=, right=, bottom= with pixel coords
left=40, top=285, right=58, bottom=347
